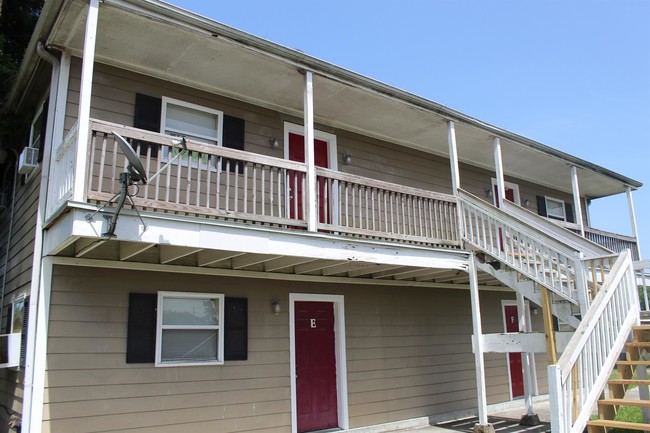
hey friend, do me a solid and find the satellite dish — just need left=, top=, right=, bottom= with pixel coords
left=86, top=132, right=187, bottom=238
left=113, top=131, right=147, bottom=184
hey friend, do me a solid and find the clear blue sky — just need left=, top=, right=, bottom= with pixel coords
left=171, top=0, right=650, bottom=258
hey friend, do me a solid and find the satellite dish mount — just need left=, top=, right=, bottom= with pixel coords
left=85, top=131, right=187, bottom=238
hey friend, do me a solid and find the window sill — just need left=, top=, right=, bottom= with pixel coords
left=155, top=360, right=224, bottom=368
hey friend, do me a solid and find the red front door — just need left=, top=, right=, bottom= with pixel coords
left=288, top=133, right=330, bottom=224
left=504, top=305, right=525, bottom=398
left=295, top=301, right=338, bottom=432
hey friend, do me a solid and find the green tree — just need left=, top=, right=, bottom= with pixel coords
left=0, top=0, right=44, bottom=107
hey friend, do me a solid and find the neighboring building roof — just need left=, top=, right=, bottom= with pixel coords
left=9, top=0, right=642, bottom=197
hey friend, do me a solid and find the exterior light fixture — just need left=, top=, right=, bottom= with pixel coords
left=269, top=137, right=280, bottom=148
left=271, top=299, right=281, bottom=315
left=342, top=152, right=352, bottom=165
left=485, top=187, right=493, bottom=198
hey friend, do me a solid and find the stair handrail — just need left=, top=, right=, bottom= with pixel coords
left=458, top=189, right=584, bottom=257
left=548, top=250, right=639, bottom=433
left=500, top=199, right=612, bottom=259
left=458, top=189, right=585, bottom=304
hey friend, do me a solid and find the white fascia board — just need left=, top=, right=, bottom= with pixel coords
left=56, top=207, right=470, bottom=270
left=477, top=332, right=573, bottom=354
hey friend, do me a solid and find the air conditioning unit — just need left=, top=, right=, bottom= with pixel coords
left=18, top=147, right=39, bottom=175
left=0, top=334, right=21, bottom=368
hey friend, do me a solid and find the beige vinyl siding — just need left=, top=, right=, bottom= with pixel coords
left=0, top=166, right=41, bottom=427
left=64, top=58, right=584, bottom=229
left=44, top=265, right=540, bottom=433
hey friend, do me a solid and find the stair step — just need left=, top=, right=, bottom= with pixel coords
left=633, top=326, right=650, bottom=343
left=625, top=342, right=650, bottom=348
left=588, top=419, right=650, bottom=433
left=617, top=360, right=650, bottom=366
left=599, top=398, right=650, bottom=408
left=609, top=379, right=650, bottom=386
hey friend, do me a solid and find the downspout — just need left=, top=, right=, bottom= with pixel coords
left=0, top=149, right=20, bottom=319
left=21, top=41, right=60, bottom=433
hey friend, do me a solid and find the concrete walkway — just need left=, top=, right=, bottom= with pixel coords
left=389, top=397, right=552, bottom=433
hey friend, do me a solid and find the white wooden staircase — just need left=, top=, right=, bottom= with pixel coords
left=457, top=189, right=641, bottom=433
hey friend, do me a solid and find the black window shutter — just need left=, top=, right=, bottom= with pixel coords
left=126, top=293, right=157, bottom=363
left=37, top=98, right=49, bottom=163
left=133, top=94, right=162, bottom=158
left=536, top=196, right=547, bottom=217
left=224, top=297, right=248, bottom=361
left=222, top=115, right=245, bottom=174
left=565, top=202, right=575, bottom=223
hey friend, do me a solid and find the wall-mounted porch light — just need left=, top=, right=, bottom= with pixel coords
left=342, top=152, right=352, bottom=165
left=485, top=187, right=493, bottom=198
left=271, top=299, right=281, bottom=315
left=269, top=137, right=280, bottom=148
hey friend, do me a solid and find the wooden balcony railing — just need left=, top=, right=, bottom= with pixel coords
left=46, top=119, right=461, bottom=248
left=554, top=220, right=639, bottom=260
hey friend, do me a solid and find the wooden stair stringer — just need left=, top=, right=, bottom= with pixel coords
left=475, top=259, right=580, bottom=329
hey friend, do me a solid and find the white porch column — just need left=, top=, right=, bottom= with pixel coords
left=570, top=166, right=585, bottom=237
left=72, top=0, right=100, bottom=202
left=469, top=253, right=492, bottom=429
left=517, top=294, right=538, bottom=422
left=303, top=71, right=317, bottom=232
left=626, top=186, right=642, bottom=259
left=493, top=137, right=505, bottom=208
left=448, top=121, right=460, bottom=194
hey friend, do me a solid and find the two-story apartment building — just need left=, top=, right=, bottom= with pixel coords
left=0, top=1, right=645, bottom=433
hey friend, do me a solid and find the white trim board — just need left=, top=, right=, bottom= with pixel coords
left=45, top=208, right=470, bottom=270
left=289, top=293, right=348, bottom=433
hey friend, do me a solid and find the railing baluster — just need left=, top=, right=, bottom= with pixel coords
left=143, top=145, right=151, bottom=200
left=225, top=160, right=231, bottom=211
left=186, top=155, right=192, bottom=206
left=175, top=154, right=182, bottom=204
left=206, top=156, right=212, bottom=209
left=268, top=166, right=274, bottom=216
left=110, top=136, right=118, bottom=195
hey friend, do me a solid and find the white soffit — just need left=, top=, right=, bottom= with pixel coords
left=47, top=0, right=637, bottom=198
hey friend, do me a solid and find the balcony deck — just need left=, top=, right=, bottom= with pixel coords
left=45, top=119, right=638, bottom=269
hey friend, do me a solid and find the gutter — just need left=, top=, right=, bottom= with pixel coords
left=21, top=41, right=61, bottom=433
left=3, top=0, right=65, bottom=112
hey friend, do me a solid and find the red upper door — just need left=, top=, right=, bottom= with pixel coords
left=493, top=185, right=516, bottom=207
left=288, top=133, right=330, bottom=224
left=295, top=301, right=338, bottom=432
left=504, top=305, right=525, bottom=398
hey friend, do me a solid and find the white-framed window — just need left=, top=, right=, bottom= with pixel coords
left=29, top=102, right=46, bottom=153
left=545, top=196, right=566, bottom=221
left=160, top=97, right=223, bottom=167
left=10, top=297, right=25, bottom=334
left=155, top=291, right=224, bottom=367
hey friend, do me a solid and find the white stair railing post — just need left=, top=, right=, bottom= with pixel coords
left=548, top=364, right=566, bottom=433
left=574, top=251, right=589, bottom=318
